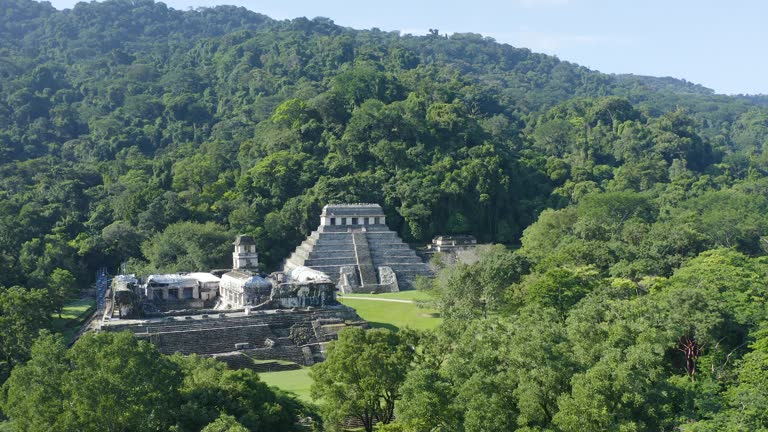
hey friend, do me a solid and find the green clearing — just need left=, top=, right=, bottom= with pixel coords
left=262, top=291, right=442, bottom=400
left=250, top=359, right=298, bottom=366
left=339, top=289, right=436, bottom=302
left=51, top=297, right=96, bottom=342
left=338, top=297, right=441, bottom=332
left=260, top=368, right=314, bottom=402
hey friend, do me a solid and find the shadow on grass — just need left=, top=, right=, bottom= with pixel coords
left=367, top=322, right=400, bottom=332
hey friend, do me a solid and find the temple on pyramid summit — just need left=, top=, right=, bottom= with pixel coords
left=283, top=204, right=433, bottom=293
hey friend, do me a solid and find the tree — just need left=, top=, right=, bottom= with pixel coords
left=310, top=328, right=415, bottom=432
left=396, top=308, right=574, bottom=431
left=139, top=221, right=234, bottom=273
left=515, top=265, right=599, bottom=319
left=201, top=414, right=249, bottom=432
left=695, top=324, right=768, bottom=431
left=172, top=354, right=303, bottom=432
left=0, top=286, right=51, bottom=368
left=48, top=268, right=77, bottom=318
left=430, top=244, right=527, bottom=321
left=0, top=331, right=68, bottom=431
left=1, top=331, right=182, bottom=431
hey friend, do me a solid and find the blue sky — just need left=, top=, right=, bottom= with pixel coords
left=45, top=0, right=767, bottom=95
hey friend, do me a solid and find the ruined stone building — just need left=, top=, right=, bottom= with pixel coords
left=103, top=231, right=362, bottom=369
left=284, top=204, right=433, bottom=293
left=100, top=203, right=436, bottom=369
left=219, top=234, right=270, bottom=309
left=219, top=271, right=272, bottom=308
left=427, top=234, right=477, bottom=252
left=142, top=272, right=220, bottom=307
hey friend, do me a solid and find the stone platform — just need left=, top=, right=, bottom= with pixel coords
left=100, top=305, right=365, bottom=366
left=284, top=204, right=433, bottom=293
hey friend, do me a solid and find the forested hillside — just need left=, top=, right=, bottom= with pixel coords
left=3, top=0, right=768, bottom=429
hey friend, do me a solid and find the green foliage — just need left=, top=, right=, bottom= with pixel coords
left=201, top=414, right=249, bottom=432
left=47, top=268, right=77, bottom=318
left=138, top=221, right=234, bottom=273
left=172, top=354, right=304, bottom=431
left=1, top=331, right=180, bottom=431
left=426, top=244, right=527, bottom=321
left=310, top=328, right=416, bottom=432
left=3, top=1, right=768, bottom=428
left=0, top=286, right=51, bottom=368
left=1, top=332, right=304, bottom=431
left=390, top=248, right=768, bottom=431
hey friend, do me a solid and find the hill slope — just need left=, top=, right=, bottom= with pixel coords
left=0, top=0, right=766, bottom=286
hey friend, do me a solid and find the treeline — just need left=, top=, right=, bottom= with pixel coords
left=2, top=0, right=766, bottom=289
left=1, top=331, right=311, bottom=431
left=307, top=244, right=768, bottom=431
left=2, top=0, right=768, bottom=428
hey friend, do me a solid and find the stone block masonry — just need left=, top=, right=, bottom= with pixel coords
left=284, top=204, right=433, bottom=292
left=352, top=231, right=378, bottom=286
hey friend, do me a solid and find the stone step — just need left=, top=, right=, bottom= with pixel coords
left=352, top=232, right=378, bottom=286
left=303, top=257, right=357, bottom=267
left=289, top=248, right=309, bottom=262
left=367, top=240, right=413, bottom=246
left=370, top=250, right=422, bottom=259
left=309, top=244, right=356, bottom=252
left=304, top=250, right=358, bottom=259
left=286, top=257, right=307, bottom=270
left=305, top=265, right=343, bottom=279
left=358, top=265, right=378, bottom=286
left=371, top=243, right=414, bottom=252
left=364, top=233, right=403, bottom=240
left=287, top=253, right=307, bottom=267
left=146, top=324, right=276, bottom=355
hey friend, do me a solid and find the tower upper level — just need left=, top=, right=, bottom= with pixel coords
left=232, top=234, right=258, bottom=270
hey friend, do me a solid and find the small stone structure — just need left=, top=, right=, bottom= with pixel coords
left=232, top=234, right=259, bottom=270
left=142, top=273, right=220, bottom=309
left=271, top=267, right=336, bottom=308
left=427, top=235, right=477, bottom=253
left=219, top=271, right=272, bottom=309
left=112, top=274, right=139, bottom=318
left=186, top=272, right=221, bottom=301
left=284, top=204, right=433, bottom=293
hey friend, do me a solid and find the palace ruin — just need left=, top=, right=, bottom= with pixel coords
left=101, top=203, right=434, bottom=369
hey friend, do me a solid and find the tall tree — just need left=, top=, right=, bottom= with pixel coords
left=310, top=328, right=416, bottom=432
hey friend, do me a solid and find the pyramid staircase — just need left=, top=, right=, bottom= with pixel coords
left=284, top=225, right=432, bottom=292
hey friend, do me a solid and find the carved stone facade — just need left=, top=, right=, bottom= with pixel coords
left=219, top=271, right=272, bottom=309
left=319, top=203, right=387, bottom=228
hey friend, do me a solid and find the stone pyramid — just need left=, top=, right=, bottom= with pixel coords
left=283, top=204, right=433, bottom=293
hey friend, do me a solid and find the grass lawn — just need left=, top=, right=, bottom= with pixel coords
left=339, top=289, right=435, bottom=302
left=338, top=297, right=441, bottom=332
left=261, top=291, right=441, bottom=410
left=260, top=368, right=314, bottom=402
left=51, top=297, right=96, bottom=342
